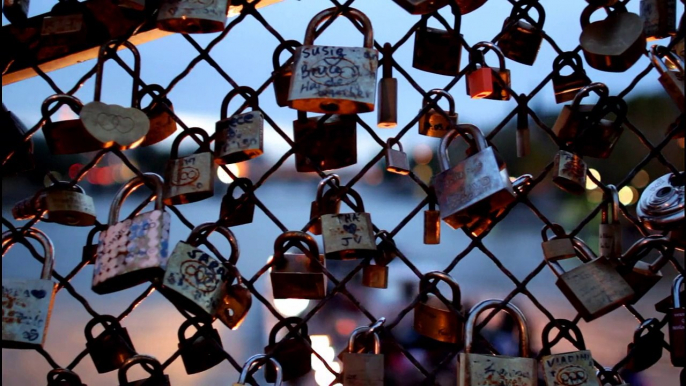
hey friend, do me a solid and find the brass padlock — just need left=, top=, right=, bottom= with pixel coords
left=617, top=235, right=672, bottom=304
left=264, top=317, right=312, bottom=382
left=413, top=271, right=463, bottom=343
left=650, top=45, right=685, bottom=113
left=391, top=0, right=449, bottom=15
left=13, top=181, right=96, bottom=227
left=418, top=89, right=458, bottom=138
left=496, top=0, right=545, bottom=66
left=215, top=86, right=264, bottom=165
left=636, top=172, right=685, bottom=251
left=1, top=103, right=34, bottom=176
left=669, top=274, right=685, bottom=366
left=321, top=188, right=377, bottom=260
left=625, top=318, right=664, bottom=372
left=579, top=3, right=646, bottom=72
left=2, top=228, right=56, bottom=349
left=163, top=128, right=215, bottom=205
left=362, top=231, right=395, bottom=289
left=118, top=355, right=170, bottom=386
left=272, top=40, right=302, bottom=108
left=3, top=0, right=29, bottom=24
left=41, top=95, right=101, bottom=155
left=465, top=42, right=511, bottom=101
left=385, top=138, right=410, bottom=175
left=157, top=0, right=227, bottom=34
left=92, top=173, right=171, bottom=294
left=47, top=368, right=86, bottom=386
left=343, top=327, right=384, bottom=386
left=412, top=4, right=463, bottom=75
left=433, top=125, right=515, bottom=230
left=84, top=315, right=136, bottom=374
left=424, top=192, right=441, bottom=245
left=459, top=299, right=537, bottom=386
left=640, top=0, right=676, bottom=41
left=309, top=174, right=342, bottom=235
left=596, top=368, right=630, bottom=386
left=177, top=317, right=224, bottom=375
left=233, top=354, right=282, bottom=386
left=552, top=149, right=588, bottom=195
left=552, top=82, right=608, bottom=146
left=292, top=111, right=357, bottom=172
left=288, top=7, right=378, bottom=114
left=599, top=185, right=621, bottom=259
left=541, top=224, right=578, bottom=265
left=540, top=319, right=597, bottom=386
left=83, top=224, right=106, bottom=265
left=215, top=264, right=252, bottom=330
left=271, top=231, right=327, bottom=299
left=219, top=178, right=256, bottom=227
left=551, top=52, right=592, bottom=104
left=137, top=84, right=178, bottom=147
left=377, top=43, right=397, bottom=128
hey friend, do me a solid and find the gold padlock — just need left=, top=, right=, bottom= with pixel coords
left=214, top=86, right=264, bottom=165
left=496, top=0, right=545, bottom=66
left=342, top=326, right=384, bottom=386
left=362, top=231, right=396, bottom=289
left=418, top=89, right=458, bottom=138
left=551, top=52, right=592, bottom=104
left=617, top=235, right=672, bottom=304
left=270, top=231, right=327, bottom=299
left=465, top=42, right=512, bottom=101
left=413, top=271, right=463, bottom=343
left=163, top=128, right=215, bottom=205
left=41, top=95, right=102, bottom=155
left=137, top=84, right=178, bottom=147
left=412, top=4, right=463, bottom=76
left=552, top=82, right=609, bottom=145
left=424, top=192, right=441, bottom=245
left=552, top=149, right=587, bottom=195
left=292, top=111, right=357, bottom=172
left=385, top=138, right=410, bottom=175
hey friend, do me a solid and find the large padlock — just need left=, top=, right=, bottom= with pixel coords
left=163, top=128, right=215, bottom=205
left=617, top=235, right=672, bottom=304
left=92, top=173, right=171, bottom=294
left=156, top=0, right=227, bottom=34
left=309, top=174, right=342, bottom=235
left=625, top=318, right=664, bottom=372
left=579, top=3, right=646, bottom=72
left=391, top=0, right=449, bottom=15
left=496, top=0, right=545, bottom=66
left=84, top=315, right=136, bottom=374
left=465, top=42, right=511, bottom=101
left=640, top=0, right=676, bottom=41
left=596, top=368, right=630, bottom=386
left=552, top=149, right=588, bottom=195
left=3, top=0, right=29, bottom=24
left=47, top=368, right=87, bottom=386
left=551, top=52, right=592, bottom=104
left=413, top=271, right=463, bottom=343
left=271, top=231, right=327, bottom=299
left=650, top=45, right=685, bottom=113
left=215, top=264, right=252, bottom=330
left=233, top=354, right=282, bottom=386
left=669, top=274, right=685, bottom=367
left=362, top=231, right=396, bottom=289
left=1, top=228, right=56, bottom=349
left=215, top=86, right=264, bottom=165
left=385, top=138, right=410, bottom=175
left=13, top=181, right=96, bottom=227
left=433, top=125, right=515, bottom=230
left=412, top=4, right=463, bottom=75
left=636, top=172, right=685, bottom=251
left=418, top=89, right=458, bottom=138
left=321, top=188, right=377, bottom=260
left=178, top=317, right=224, bottom=374
left=540, top=319, right=597, bottom=386
left=424, top=190, right=441, bottom=245
left=219, top=178, right=256, bottom=227
left=40, top=95, right=101, bottom=155
left=288, top=7, right=378, bottom=114
left=264, top=317, right=312, bottom=382
left=343, top=327, right=384, bottom=386
left=1, top=102, right=34, bottom=176
left=377, top=43, right=397, bottom=129
left=118, top=355, right=170, bottom=386
left=599, top=185, right=621, bottom=259
left=459, top=299, right=537, bottom=386
left=272, top=40, right=302, bottom=108
left=292, top=111, right=357, bottom=172
left=137, top=84, right=178, bottom=147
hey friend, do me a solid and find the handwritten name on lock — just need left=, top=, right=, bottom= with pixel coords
left=2, top=282, right=54, bottom=343
left=328, top=213, right=373, bottom=248
left=218, top=112, right=263, bottom=155
left=544, top=352, right=593, bottom=386
left=467, top=357, right=535, bottom=386
left=165, top=243, right=226, bottom=310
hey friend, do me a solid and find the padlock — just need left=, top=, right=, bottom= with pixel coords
left=40, top=95, right=102, bottom=155
left=636, top=172, right=685, bottom=251
left=41, top=0, right=103, bottom=53
left=92, top=173, right=171, bottom=294
left=321, top=188, right=377, bottom=260
left=80, top=40, right=150, bottom=150
left=288, top=7, right=378, bottom=114
left=163, top=128, right=215, bottom=205
left=424, top=191, right=441, bottom=245
left=83, top=225, right=106, bottom=265
left=264, top=317, right=312, bottom=382
left=391, top=0, right=449, bottom=15
left=137, top=84, right=178, bottom=147
left=543, top=236, right=634, bottom=322
left=552, top=149, right=588, bottom=195
left=552, top=52, right=592, bottom=104
left=459, top=299, right=537, bottom=386
left=233, top=354, right=282, bottom=386
left=343, top=327, right=384, bottom=386
left=617, top=235, right=672, bottom=304
left=3, top=0, right=29, bottom=24
left=540, top=319, right=597, bottom=386
left=412, top=4, right=463, bottom=75
left=156, top=0, right=227, bottom=34
left=650, top=45, right=685, bottom=113
left=640, top=0, right=676, bottom=41
left=215, top=86, right=264, bottom=165
left=433, top=125, right=516, bottom=230
left=1, top=102, right=35, bottom=176
left=599, top=185, right=621, bottom=259
left=219, top=178, right=256, bottom=227
left=271, top=231, right=327, bottom=299
left=362, top=231, right=395, bottom=289
left=575, top=96, right=627, bottom=159
left=292, top=111, right=357, bottom=172
left=496, top=0, right=545, bottom=66
left=177, top=317, right=224, bottom=374
left=553, top=82, right=609, bottom=145
left=272, top=40, right=302, bottom=108
left=84, top=315, right=136, bottom=373
left=308, top=174, right=342, bottom=235
left=418, top=89, right=458, bottom=138
left=215, top=264, right=252, bottom=330
left=13, top=181, right=96, bottom=227
left=47, top=368, right=86, bottom=386
left=377, top=43, right=397, bottom=128
left=385, top=138, right=410, bottom=175
left=118, top=355, right=170, bottom=386
left=1, top=228, right=56, bottom=349
left=455, top=0, right=488, bottom=15
left=160, top=222, right=237, bottom=318
left=465, top=42, right=511, bottom=101
left=413, top=271, right=463, bottom=343
left=596, top=368, right=630, bottom=386
left=669, top=274, right=685, bottom=366
left=541, top=224, right=578, bottom=266
left=580, top=3, right=646, bottom=72
left=625, top=318, right=664, bottom=372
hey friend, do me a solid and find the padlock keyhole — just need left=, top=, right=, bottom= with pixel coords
left=656, top=187, right=673, bottom=198
left=320, top=102, right=339, bottom=112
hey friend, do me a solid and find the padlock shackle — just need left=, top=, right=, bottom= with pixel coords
left=186, top=222, right=240, bottom=266
left=272, top=39, right=301, bottom=71
left=303, top=7, right=374, bottom=48
left=470, top=41, right=507, bottom=70
left=650, top=45, right=685, bottom=75
left=170, top=127, right=211, bottom=159
left=84, top=314, right=124, bottom=342
left=580, top=2, right=627, bottom=29
left=108, top=173, right=165, bottom=226
left=340, top=186, right=366, bottom=212
left=632, top=318, right=660, bottom=341
left=273, top=231, right=320, bottom=264
left=226, top=177, right=254, bottom=199
left=118, top=354, right=165, bottom=384
left=601, top=184, right=620, bottom=225
left=572, top=237, right=597, bottom=263
left=540, top=319, right=586, bottom=354
left=570, top=82, right=609, bottom=110
left=464, top=299, right=529, bottom=356
left=47, top=368, right=83, bottom=385
left=268, top=316, right=310, bottom=346
left=673, top=274, right=683, bottom=309
left=316, top=174, right=341, bottom=203
left=2, top=227, right=54, bottom=281
left=423, top=89, right=456, bottom=114
left=136, top=84, right=171, bottom=110
left=237, top=354, right=282, bottom=385
left=93, top=39, right=142, bottom=106
left=508, top=0, right=545, bottom=29
left=385, top=137, right=404, bottom=152
left=438, top=124, right=487, bottom=172
left=540, top=223, right=567, bottom=242
left=347, top=326, right=381, bottom=354
left=596, top=367, right=626, bottom=386
left=620, top=234, right=672, bottom=268
left=41, top=94, right=84, bottom=118
left=419, top=271, right=461, bottom=308
left=86, top=223, right=107, bottom=245
left=178, top=316, right=214, bottom=343
left=552, top=51, right=585, bottom=74
left=220, top=86, right=259, bottom=119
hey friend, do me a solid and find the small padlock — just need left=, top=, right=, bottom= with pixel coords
left=233, top=354, right=282, bottom=386
left=13, top=181, right=96, bottom=227
left=271, top=231, right=327, bottom=299
left=496, top=0, right=545, bottom=65
left=413, top=271, right=463, bottom=343
left=308, top=174, right=342, bottom=235
left=163, top=128, right=215, bottom=205
left=178, top=317, right=224, bottom=375
left=540, top=319, right=597, bottom=386
left=264, top=317, right=312, bottom=382
left=459, top=299, right=537, bottom=386
left=343, top=327, right=384, bottom=386
left=640, top=0, right=676, bottom=41
left=553, top=82, right=608, bottom=145
left=669, top=274, right=685, bottom=366
left=84, top=315, right=136, bottom=374
left=362, top=231, right=396, bottom=289
left=551, top=52, right=592, bottom=104
left=625, top=318, right=664, bottom=372
left=377, top=43, right=397, bottom=128
left=40, top=95, right=101, bottom=155
left=321, top=188, right=377, bottom=260
left=83, top=225, right=106, bottom=265
left=1, top=102, right=35, bottom=176
left=137, top=84, right=178, bottom=147
left=156, top=0, right=227, bottom=34
left=617, top=235, right=672, bottom=304
left=2, top=228, right=56, bottom=349
left=47, top=368, right=86, bottom=386
left=418, top=89, right=458, bottom=138
left=272, top=40, right=301, bottom=108
left=215, top=264, right=252, bottom=330
left=599, top=185, right=621, bottom=259
left=596, top=368, right=630, bottom=386
left=214, top=86, right=264, bottom=165
left=384, top=138, right=410, bottom=175
left=219, top=178, right=256, bottom=227
left=465, top=42, right=511, bottom=101
left=292, top=111, right=357, bottom=172
left=118, top=355, right=170, bottom=386
left=3, top=0, right=29, bottom=24
left=288, top=7, right=378, bottom=114
left=552, top=149, right=588, bottom=195
left=650, top=45, right=685, bottom=113
left=636, top=172, right=685, bottom=250
left=391, top=0, right=449, bottom=15
left=412, top=4, right=463, bottom=75
left=541, top=224, right=578, bottom=267
left=424, top=192, right=441, bottom=245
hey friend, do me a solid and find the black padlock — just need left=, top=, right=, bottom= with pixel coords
left=412, top=4, right=463, bottom=75
left=496, top=0, right=545, bottom=66
left=118, top=355, right=170, bottom=386
left=47, top=368, right=87, bottom=386
left=82, top=225, right=106, bottom=265
left=219, top=178, right=255, bottom=227
left=264, top=317, right=312, bottom=382
left=178, top=317, right=225, bottom=375
left=552, top=52, right=592, bottom=104
left=625, top=318, right=664, bottom=372
left=84, top=315, right=137, bottom=374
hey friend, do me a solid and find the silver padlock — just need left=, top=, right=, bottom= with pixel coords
left=343, top=327, right=384, bottom=386
left=636, top=172, right=685, bottom=251
left=599, top=185, right=621, bottom=259
left=650, top=45, right=684, bottom=113
left=233, top=354, right=282, bottom=386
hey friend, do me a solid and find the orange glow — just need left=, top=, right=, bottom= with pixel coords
left=335, top=318, right=357, bottom=337
left=68, top=164, right=83, bottom=179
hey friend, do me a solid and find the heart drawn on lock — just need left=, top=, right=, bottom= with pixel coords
left=31, top=289, right=47, bottom=299
left=80, top=101, right=150, bottom=149
left=343, top=223, right=358, bottom=235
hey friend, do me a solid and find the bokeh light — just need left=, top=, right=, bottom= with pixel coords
left=587, top=189, right=603, bottom=203
left=618, top=186, right=636, bottom=205
left=631, top=169, right=650, bottom=189
left=363, top=165, right=384, bottom=186
left=412, top=143, right=433, bottom=165
left=412, top=164, right=433, bottom=184
left=217, top=164, right=241, bottom=183
left=585, top=168, right=601, bottom=190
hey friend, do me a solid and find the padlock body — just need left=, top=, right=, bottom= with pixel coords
left=86, top=327, right=136, bottom=373
left=385, top=148, right=410, bottom=175
left=293, top=114, right=357, bottom=172
left=580, top=12, right=646, bottom=72
left=412, top=27, right=462, bottom=75
left=289, top=45, right=378, bottom=114
left=418, top=108, right=457, bottom=137
left=626, top=328, right=664, bottom=372
left=179, top=328, right=224, bottom=374
left=343, top=353, right=385, bottom=386
left=377, top=78, right=398, bottom=128
left=542, top=239, right=577, bottom=261
left=215, top=283, right=252, bottom=330
left=41, top=14, right=86, bottom=49
left=273, top=68, right=293, bottom=108
left=483, top=69, right=511, bottom=101
left=552, top=105, right=595, bottom=143
left=392, top=0, right=450, bottom=15
left=669, top=307, right=685, bottom=366
left=599, top=223, right=621, bottom=259
left=219, top=194, right=255, bottom=227
left=215, top=111, right=264, bottom=165
left=43, top=119, right=102, bottom=155
left=553, top=72, right=592, bottom=104
left=321, top=212, right=377, bottom=260
left=424, top=210, right=441, bottom=244
left=659, top=71, right=685, bottom=113
left=362, top=264, right=389, bottom=289
left=497, top=18, right=542, bottom=66
left=541, top=350, right=597, bottom=386
left=552, top=150, right=587, bottom=195
left=640, top=0, right=676, bottom=40
left=271, top=253, right=327, bottom=299
left=43, top=189, right=96, bottom=226
left=2, top=278, right=56, bottom=349
left=157, top=0, right=227, bottom=34
left=413, top=295, right=462, bottom=343
left=637, top=173, right=685, bottom=232
left=466, top=67, right=494, bottom=99
left=140, top=100, right=177, bottom=147
left=458, top=353, right=537, bottom=386
left=265, top=338, right=313, bottom=382
left=163, top=152, right=214, bottom=205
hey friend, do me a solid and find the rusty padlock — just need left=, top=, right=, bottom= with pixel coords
left=362, top=231, right=396, bottom=289
left=413, top=271, right=463, bottom=343
left=271, top=231, right=327, bottom=299
left=293, top=111, right=357, bottom=172
left=636, top=172, right=685, bottom=251
left=540, top=319, right=597, bottom=386
left=215, top=263, right=252, bottom=331
left=84, top=315, right=136, bottom=374
left=177, top=317, right=224, bottom=374
left=385, top=138, right=410, bottom=175
left=219, top=178, right=256, bottom=227
left=342, top=327, right=384, bottom=386
left=308, top=174, right=342, bottom=235
left=12, top=181, right=96, bottom=227
left=424, top=189, right=441, bottom=245
left=640, top=0, right=676, bottom=41
left=118, top=355, right=170, bottom=386
left=412, top=4, right=463, bottom=75
left=137, top=84, right=177, bottom=147
left=163, top=128, right=215, bottom=205
left=418, top=89, right=458, bottom=138
left=496, top=0, right=545, bottom=66
left=669, top=274, right=685, bottom=367
left=264, top=317, right=312, bottom=382
left=272, top=40, right=302, bottom=108
left=552, top=149, right=588, bottom=195
left=233, top=354, right=282, bottom=386
left=321, top=188, right=377, bottom=260
left=377, top=43, right=398, bottom=128
left=215, top=86, right=264, bottom=165
left=625, top=318, right=664, bottom=372
left=1, top=102, right=34, bottom=176
left=599, top=185, right=621, bottom=259
left=391, top=0, right=449, bottom=15
left=650, top=45, right=685, bottom=113
left=47, top=368, right=86, bottom=386
left=466, top=42, right=511, bottom=101
left=157, top=0, right=227, bottom=34
left=40, top=95, right=101, bottom=155
left=551, top=52, right=592, bottom=104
